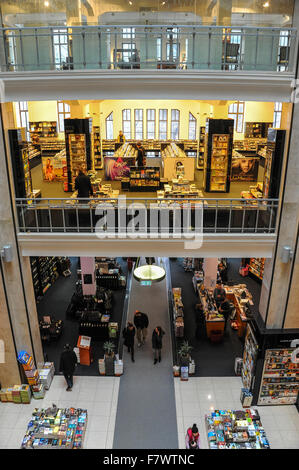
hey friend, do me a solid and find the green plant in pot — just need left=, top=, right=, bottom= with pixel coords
left=103, top=341, right=115, bottom=358
left=178, top=341, right=193, bottom=367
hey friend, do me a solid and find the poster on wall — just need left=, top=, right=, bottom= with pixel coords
left=104, top=157, right=131, bottom=180
left=42, top=156, right=67, bottom=181
left=231, top=156, right=259, bottom=182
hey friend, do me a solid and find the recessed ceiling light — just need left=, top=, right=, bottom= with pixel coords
left=263, top=1, right=270, bottom=7
left=44, top=1, right=49, bottom=6
left=208, top=394, right=211, bottom=400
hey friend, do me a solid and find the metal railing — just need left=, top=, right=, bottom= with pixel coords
left=15, top=197, right=279, bottom=235
left=0, top=25, right=297, bottom=73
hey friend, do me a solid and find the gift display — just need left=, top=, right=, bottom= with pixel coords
left=21, top=406, right=88, bottom=449
left=205, top=409, right=270, bottom=449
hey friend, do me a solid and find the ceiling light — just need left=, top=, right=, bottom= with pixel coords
left=263, top=1, right=270, bottom=7
left=44, top=1, right=49, bottom=6
left=133, top=264, right=166, bottom=283
left=207, top=394, right=211, bottom=400
left=129, top=1, right=133, bottom=4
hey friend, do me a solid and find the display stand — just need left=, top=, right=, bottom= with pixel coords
left=64, top=118, right=92, bottom=192
left=203, top=119, right=234, bottom=193
left=77, top=335, right=92, bottom=366
left=263, top=128, right=286, bottom=199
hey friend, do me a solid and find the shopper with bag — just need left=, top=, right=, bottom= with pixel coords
left=123, top=322, right=136, bottom=362
left=59, top=344, right=77, bottom=391
left=133, top=310, right=149, bottom=347
left=185, top=424, right=200, bottom=449
left=152, top=326, right=165, bottom=364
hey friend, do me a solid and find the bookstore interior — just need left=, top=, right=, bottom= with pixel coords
left=12, top=253, right=298, bottom=409
left=6, top=99, right=290, bottom=203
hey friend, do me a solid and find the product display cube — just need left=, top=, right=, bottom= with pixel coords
left=12, top=385, right=22, bottom=403
left=108, top=322, right=118, bottom=338
left=114, top=359, right=123, bottom=376
left=77, top=335, right=92, bottom=366
left=20, top=385, right=32, bottom=404
left=98, top=359, right=105, bottom=375
left=0, top=389, right=8, bottom=402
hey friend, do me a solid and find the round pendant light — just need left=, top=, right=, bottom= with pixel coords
left=133, top=264, right=166, bottom=283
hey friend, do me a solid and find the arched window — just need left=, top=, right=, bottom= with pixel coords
left=105, top=112, right=113, bottom=139
left=188, top=112, right=196, bottom=140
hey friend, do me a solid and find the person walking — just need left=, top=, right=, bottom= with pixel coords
left=152, top=326, right=165, bottom=365
left=123, top=321, right=136, bottom=362
left=59, top=344, right=77, bottom=391
left=133, top=310, right=149, bottom=347
left=136, top=141, right=146, bottom=167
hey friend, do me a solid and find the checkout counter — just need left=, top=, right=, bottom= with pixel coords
left=198, top=283, right=254, bottom=340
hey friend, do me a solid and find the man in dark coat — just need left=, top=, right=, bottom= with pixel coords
left=152, top=326, right=165, bottom=364
left=75, top=168, right=93, bottom=201
left=123, top=322, right=136, bottom=362
left=136, top=141, right=146, bottom=167
left=213, top=282, right=226, bottom=308
left=133, top=310, right=149, bottom=347
left=219, top=299, right=232, bottom=332
left=59, top=344, right=77, bottom=391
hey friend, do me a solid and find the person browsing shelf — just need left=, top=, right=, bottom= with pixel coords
left=75, top=167, right=93, bottom=202
left=218, top=298, right=232, bottom=331
left=136, top=141, right=146, bottom=167
left=117, top=130, right=126, bottom=144
left=213, top=282, right=226, bottom=307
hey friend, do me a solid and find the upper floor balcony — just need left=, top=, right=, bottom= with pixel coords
left=0, top=25, right=297, bottom=75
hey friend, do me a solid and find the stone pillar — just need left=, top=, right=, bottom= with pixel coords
left=258, top=257, right=274, bottom=323
left=217, top=0, right=232, bottom=26
left=284, top=238, right=299, bottom=328
left=0, top=107, right=43, bottom=375
left=0, top=267, right=22, bottom=387
left=263, top=4, right=299, bottom=329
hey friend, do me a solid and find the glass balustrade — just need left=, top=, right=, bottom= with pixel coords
left=0, top=26, right=296, bottom=73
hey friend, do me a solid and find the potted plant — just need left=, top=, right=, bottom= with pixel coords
left=103, top=341, right=115, bottom=376
left=178, top=341, right=193, bottom=367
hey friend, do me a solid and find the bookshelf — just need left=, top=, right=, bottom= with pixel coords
left=29, top=121, right=58, bottom=142
left=258, top=348, right=299, bottom=405
left=248, top=258, right=265, bottom=281
left=129, top=167, right=160, bottom=191
left=93, top=126, right=102, bottom=170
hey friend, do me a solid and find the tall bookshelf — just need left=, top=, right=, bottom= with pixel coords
left=64, top=118, right=92, bottom=192
left=9, top=129, right=33, bottom=200
left=29, top=121, right=58, bottom=143
left=93, top=126, right=102, bottom=170
left=248, top=258, right=265, bottom=281
left=258, top=348, right=299, bottom=405
left=204, top=119, right=234, bottom=193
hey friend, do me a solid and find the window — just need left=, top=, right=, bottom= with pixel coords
left=8, top=31, right=17, bottom=69
left=159, top=109, right=168, bottom=140
left=15, top=101, right=29, bottom=140
left=122, top=27, right=135, bottom=39
left=171, top=109, right=180, bottom=140
left=166, top=27, right=179, bottom=61
left=122, top=43, right=136, bottom=63
left=273, top=102, right=282, bottom=128
left=122, top=109, right=131, bottom=138
left=134, top=109, right=143, bottom=140
left=105, top=112, right=113, bottom=139
left=146, top=109, right=156, bottom=139
left=157, top=38, right=162, bottom=61
left=57, top=101, right=70, bottom=133
left=188, top=113, right=197, bottom=140
left=228, top=101, right=244, bottom=133
left=53, top=28, right=69, bottom=69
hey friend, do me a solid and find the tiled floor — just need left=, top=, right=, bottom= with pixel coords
left=2, top=375, right=299, bottom=449
left=175, top=376, right=299, bottom=450
left=0, top=375, right=120, bottom=449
